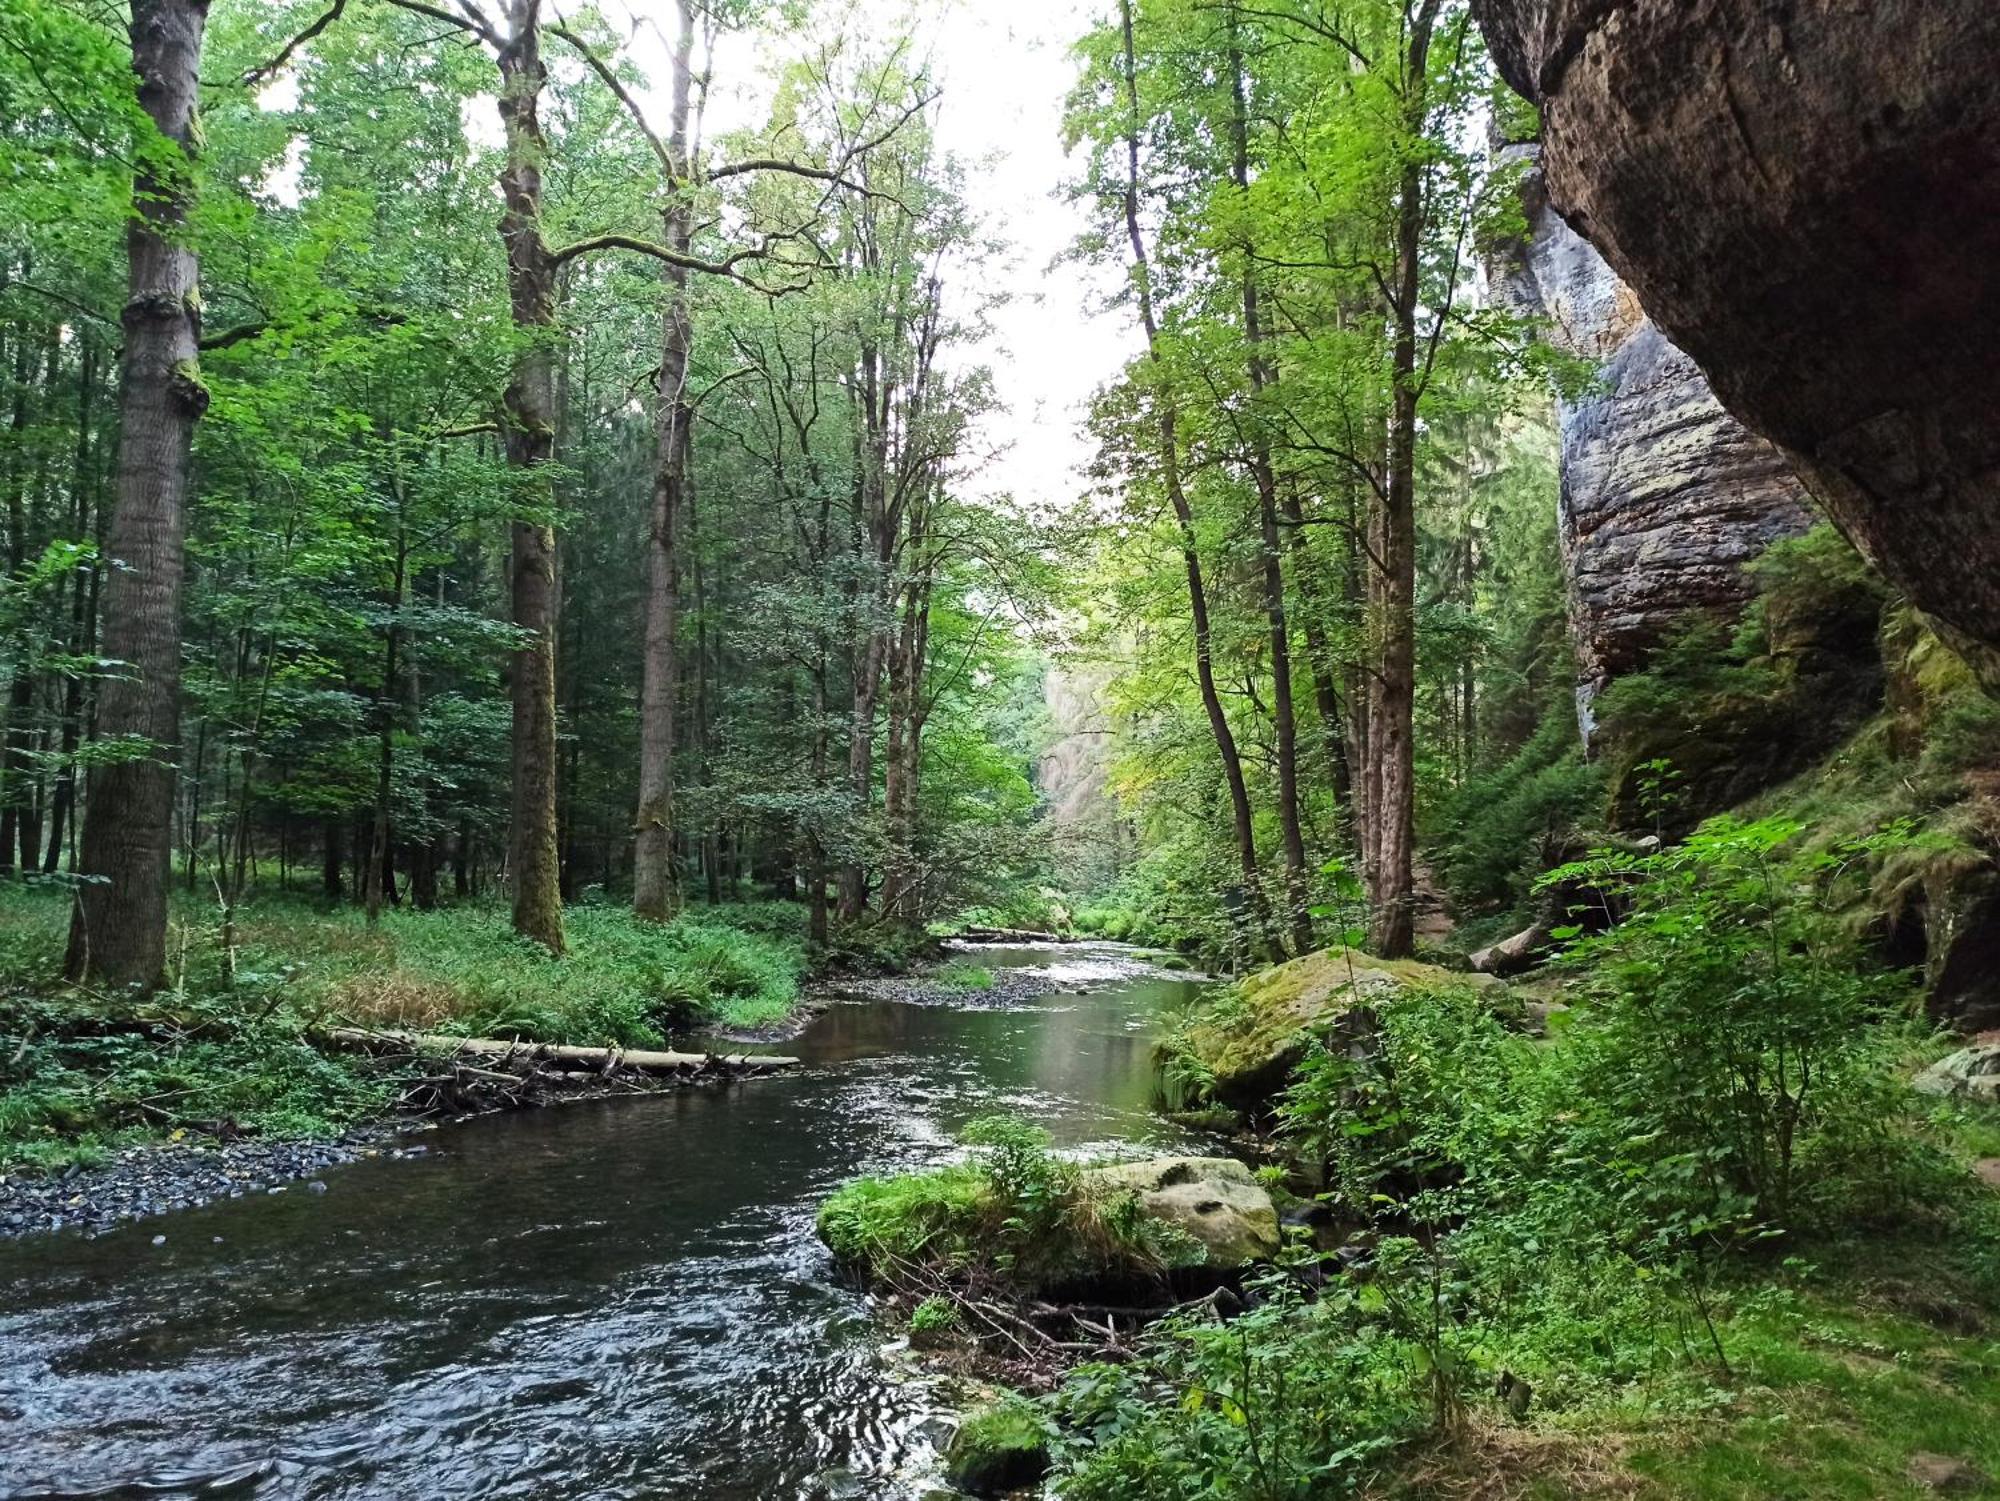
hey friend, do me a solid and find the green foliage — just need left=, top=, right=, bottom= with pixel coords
left=0, top=985, right=397, bottom=1174
left=907, top=1294, right=961, bottom=1334
left=0, top=884, right=812, bottom=1169
left=817, top=1113, right=1203, bottom=1295
left=934, top=959, right=994, bottom=991
left=1541, top=816, right=1926, bottom=1235
left=816, top=1162, right=989, bottom=1268
left=1053, top=808, right=1995, bottom=1499
left=1053, top=1278, right=1419, bottom=1499
left=1434, top=686, right=1602, bottom=913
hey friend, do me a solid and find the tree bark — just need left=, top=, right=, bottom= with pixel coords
left=1117, top=0, right=1275, bottom=965
left=631, top=0, right=697, bottom=923
left=1227, top=32, right=1312, bottom=956
left=64, top=0, right=210, bottom=989
left=496, top=0, right=565, bottom=954
left=1363, top=1, right=1443, bottom=960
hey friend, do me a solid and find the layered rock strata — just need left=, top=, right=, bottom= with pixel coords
left=1474, top=0, right=2000, bottom=685
left=1494, top=151, right=1814, bottom=734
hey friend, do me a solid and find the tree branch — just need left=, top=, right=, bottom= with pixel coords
left=237, top=0, right=349, bottom=88
left=547, top=22, right=675, bottom=179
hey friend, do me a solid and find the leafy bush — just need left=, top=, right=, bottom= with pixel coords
left=1541, top=815, right=1924, bottom=1236
left=1053, top=1277, right=1419, bottom=1499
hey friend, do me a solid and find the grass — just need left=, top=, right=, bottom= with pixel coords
left=817, top=1116, right=1208, bottom=1299
left=1469, top=1281, right=2000, bottom=1500
left=0, top=882, right=813, bottom=1173
left=935, top=958, right=996, bottom=991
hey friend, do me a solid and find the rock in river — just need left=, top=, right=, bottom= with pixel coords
left=1082, top=1156, right=1280, bottom=1270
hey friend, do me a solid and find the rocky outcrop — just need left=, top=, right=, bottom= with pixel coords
left=1494, top=149, right=1814, bottom=733
left=1474, top=0, right=2000, bottom=687
left=1913, top=1042, right=2000, bottom=1105
left=1081, top=1157, right=1280, bottom=1268
left=1164, top=950, right=1497, bottom=1111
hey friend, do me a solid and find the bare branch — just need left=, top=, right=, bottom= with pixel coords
left=547, top=22, right=674, bottom=178
left=378, top=0, right=496, bottom=47
left=239, top=0, right=348, bottom=88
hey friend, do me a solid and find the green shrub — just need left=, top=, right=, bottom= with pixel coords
left=1541, top=815, right=1923, bottom=1237
left=908, top=1294, right=961, bottom=1333
left=1053, top=1278, right=1418, bottom=1499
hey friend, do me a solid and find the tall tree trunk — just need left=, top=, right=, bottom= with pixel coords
left=1363, top=1, right=1443, bottom=960
left=44, top=334, right=94, bottom=872
left=1117, top=0, right=1275, bottom=964
left=364, top=533, right=406, bottom=924
left=496, top=0, right=565, bottom=954
left=632, top=0, right=696, bottom=923
left=879, top=497, right=929, bottom=924
left=1227, top=31, right=1312, bottom=956
left=1283, top=480, right=1353, bottom=835
left=1, top=313, right=35, bottom=877
left=64, top=0, right=210, bottom=989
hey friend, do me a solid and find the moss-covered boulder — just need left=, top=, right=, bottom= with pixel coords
left=1165, top=950, right=1493, bottom=1112
left=943, top=1401, right=1051, bottom=1497
left=1080, top=1156, right=1278, bottom=1268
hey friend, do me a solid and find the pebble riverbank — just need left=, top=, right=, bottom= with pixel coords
left=0, top=1127, right=429, bottom=1242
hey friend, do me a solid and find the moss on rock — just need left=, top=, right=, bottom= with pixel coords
left=1163, top=950, right=1493, bottom=1112
left=944, top=1400, right=1051, bottom=1497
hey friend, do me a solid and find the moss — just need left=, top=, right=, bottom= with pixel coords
left=1165, top=949, right=1487, bottom=1111
left=815, top=1164, right=988, bottom=1269
left=944, top=1400, right=1052, bottom=1497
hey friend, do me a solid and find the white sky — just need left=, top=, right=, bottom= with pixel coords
left=573, top=0, right=1140, bottom=512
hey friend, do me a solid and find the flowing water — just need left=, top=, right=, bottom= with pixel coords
left=0, top=944, right=1207, bottom=1501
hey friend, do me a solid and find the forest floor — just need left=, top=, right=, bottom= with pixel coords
left=0, top=881, right=946, bottom=1233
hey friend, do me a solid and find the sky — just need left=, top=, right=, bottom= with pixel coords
left=567, top=0, right=1140, bottom=513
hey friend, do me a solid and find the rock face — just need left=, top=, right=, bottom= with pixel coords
left=1494, top=149, right=1815, bottom=731
left=1474, top=0, right=2000, bottom=686
left=1082, top=1156, right=1280, bottom=1269
left=1913, top=1042, right=2000, bottom=1105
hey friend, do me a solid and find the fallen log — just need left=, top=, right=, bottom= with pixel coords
left=956, top=925, right=1072, bottom=945
left=323, top=1027, right=799, bottom=1074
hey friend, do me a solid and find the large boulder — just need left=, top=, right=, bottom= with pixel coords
left=1474, top=0, right=2000, bottom=687
left=1082, top=1156, right=1280, bottom=1269
left=1167, top=951, right=1494, bottom=1111
left=1492, top=147, right=1815, bottom=735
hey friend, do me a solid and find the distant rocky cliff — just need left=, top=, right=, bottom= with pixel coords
left=1494, top=149, right=1814, bottom=737
left=1473, top=0, right=2000, bottom=687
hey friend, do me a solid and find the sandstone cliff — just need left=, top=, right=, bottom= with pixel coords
left=1494, top=150, right=1813, bottom=736
left=1473, top=0, right=2000, bottom=686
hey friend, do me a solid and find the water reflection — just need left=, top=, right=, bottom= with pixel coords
left=0, top=946, right=1203, bottom=1501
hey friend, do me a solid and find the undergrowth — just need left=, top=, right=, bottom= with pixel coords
left=1033, top=814, right=2000, bottom=1498
left=0, top=883, right=811, bottom=1172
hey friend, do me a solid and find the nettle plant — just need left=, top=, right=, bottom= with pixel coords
left=1541, top=814, right=1922, bottom=1238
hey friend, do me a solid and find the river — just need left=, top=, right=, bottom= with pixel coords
left=0, top=944, right=1206, bottom=1501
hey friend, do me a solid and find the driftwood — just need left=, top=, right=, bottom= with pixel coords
left=956, top=925, right=1073, bottom=945
left=324, top=1028, right=798, bottom=1075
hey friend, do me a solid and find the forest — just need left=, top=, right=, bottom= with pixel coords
left=3, top=1, right=1999, bottom=1499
